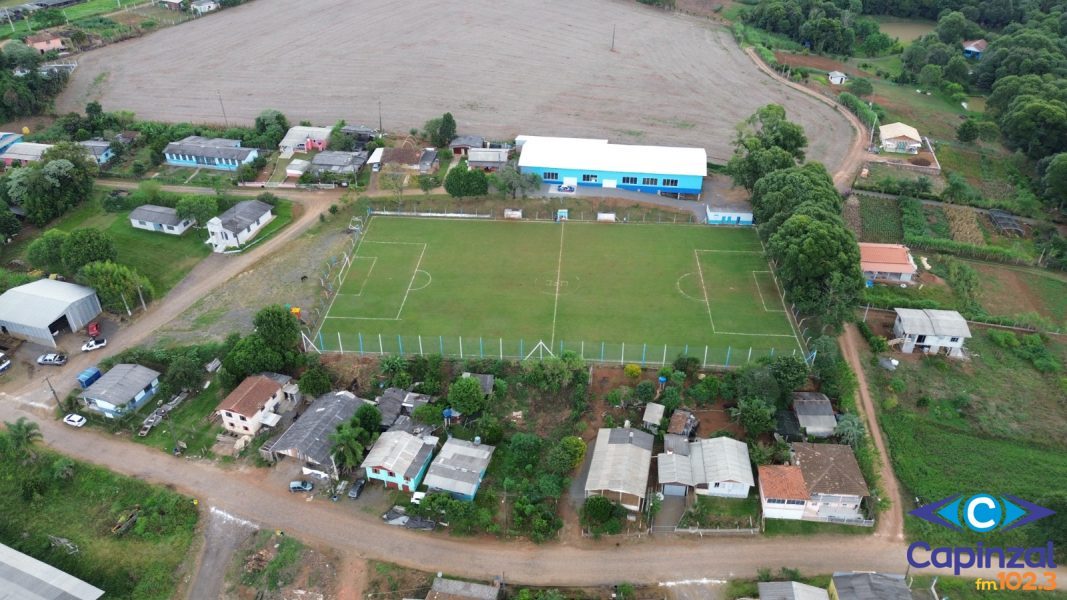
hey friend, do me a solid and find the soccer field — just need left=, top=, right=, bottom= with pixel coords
left=315, top=217, right=801, bottom=366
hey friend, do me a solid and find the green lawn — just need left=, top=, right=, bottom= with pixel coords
left=0, top=448, right=199, bottom=600
left=0, top=0, right=142, bottom=39
left=126, top=384, right=224, bottom=457
left=762, top=519, right=873, bottom=536
left=970, top=262, right=1067, bottom=330
left=151, top=165, right=237, bottom=188
left=316, top=218, right=800, bottom=365
left=239, top=199, right=293, bottom=249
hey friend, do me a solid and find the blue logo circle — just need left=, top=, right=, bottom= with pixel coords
left=964, top=494, right=1002, bottom=532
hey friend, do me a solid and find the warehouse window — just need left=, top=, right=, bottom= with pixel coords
left=582, top=174, right=598, bottom=183
left=642, top=177, right=658, bottom=185
left=662, top=178, right=679, bottom=187
left=622, top=176, right=637, bottom=185
left=543, top=172, right=559, bottom=181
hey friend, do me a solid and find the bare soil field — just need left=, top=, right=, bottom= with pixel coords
left=58, top=0, right=852, bottom=168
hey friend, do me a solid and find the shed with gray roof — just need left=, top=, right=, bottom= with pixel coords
left=892, top=308, right=971, bottom=357
left=792, top=392, right=837, bottom=438
left=79, top=363, right=161, bottom=419
left=427, top=575, right=501, bottom=600
left=831, top=572, right=911, bottom=600
left=423, top=437, right=495, bottom=500
left=206, top=200, right=274, bottom=252
left=0, top=279, right=101, bottom=348
left=0, top=542, right=104, bottom=600
left=584, top=427, right=653, bottom=511
left=310, top=151, right=368, bottom=175
left=658, top=436, right=753, bottom=498
left=759, top=581, right=830, bottom=600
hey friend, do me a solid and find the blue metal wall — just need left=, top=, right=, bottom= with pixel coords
left=521, top=166, right=703, bottom=195
left=164, top=148, right=259, bottom=171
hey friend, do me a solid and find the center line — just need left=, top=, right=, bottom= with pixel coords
left=550, top=222, right=566, bottom=347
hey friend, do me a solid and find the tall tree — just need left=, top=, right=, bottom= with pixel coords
left=62, top=229, right=116, bottom=272
left=3, top=417, right=42, bottom=462
left=253, top=305, right=300, bottom=353
left=330, top=422, right=371, bottom=474
left=729, top=397, right=776, bottom=439
left=447, top=376, right=486, bottom=415
left=834, top=413, right=866, bottom=448
left=77, top=261, right=153, bottom=313
left=26, top=229, right=69, bottom=272
left=1041, top=153, right=1067, bottom=210
left=175, top=195, right=218, bottom=227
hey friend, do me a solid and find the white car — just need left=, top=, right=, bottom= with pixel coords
left=0, top=353, right=10, bottom=374
left=37, top=353, right=68, bottom=366
left=63, top=414, right=86, bottom=428
left=81, top=338, right=107, bottom=352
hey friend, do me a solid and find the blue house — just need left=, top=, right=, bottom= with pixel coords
left=163, top=135, right=258, bottom=171
left=360, top=430, right=438, bottom=493
left=77, top=364, right=161, bottom=419
left=79, top=139, right=114, bottom=165
left=517, top=135, right=707, bottom=197
left=962, top=39, right=987, bottom=60
left=0, top=132, right=23, bottom=155
left=422, top=437, right=495, bottom=501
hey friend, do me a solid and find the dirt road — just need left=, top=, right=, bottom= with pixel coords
left=743, top=47, right=867, bottom=192
left=839, top=324, right=905, bottom=541
left=186, top=507, right=258, bottom=600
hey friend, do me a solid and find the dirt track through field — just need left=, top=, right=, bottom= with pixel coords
left=58, top=0, right=852, bottom=169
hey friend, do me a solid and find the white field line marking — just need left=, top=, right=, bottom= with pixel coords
left=395, top=243, right=428, bottom=320
left=322, top=315, right=401, bottom=321
left=693, top=248, right=763, bottom=254
left=359, top=240, right=426, bottom=245
left=752, top=271, right=786, bottom=313
left=209, top=506, right=258, bottom=529
left=348, top=256, right=378, bottom=297
left=549, top=222, right=566, bottom=347
left=693, top=249, right=717, bottom=332
left=314, top=218, right=374, bottom=342
left=715, top=331, right=800, bottom=338
left=758, top=236, right=805, bottom=352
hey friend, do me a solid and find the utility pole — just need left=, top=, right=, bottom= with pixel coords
left=610, top=24, right=616, bottom=51
left=44, top=376, right=60, bottom=408
left=377, top=98, right=383, bottom=135
left=136, top=285, right=147, bottom=311
left=217, top=90, right=229, bottom=128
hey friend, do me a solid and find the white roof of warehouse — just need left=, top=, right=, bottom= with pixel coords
left=279, top=125, right=332, bottom=148
left=0, top=142, right=53, bottom=162
left=585, top=428, right=653, bottom=499
left=0, top=279, right=96, bottom=328
left=894, top=308, right=971, bottom=338
left=0, top=542, right=104, bottom=600
left=517, top=136, right=707, bottom=177
left=658, top=437, right=753, bottom=487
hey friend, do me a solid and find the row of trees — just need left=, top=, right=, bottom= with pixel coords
left=744, top=0, right=898, bottom=57
left=0, top=142, right=98, bottom=228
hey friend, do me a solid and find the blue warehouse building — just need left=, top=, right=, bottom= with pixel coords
left=163, top=135, right=258, bottom=171
left=517, top=136, right=707, bottom=197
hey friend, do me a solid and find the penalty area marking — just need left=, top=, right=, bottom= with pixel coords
left=675, top=273, right=706, bottom=303
left=409, top=270, right=433, bottom=292
left=395, top=243, right=428, bottom=319
left=346, top=256, right=378, bottom=297
left=752, top=271, right=786, bottom=313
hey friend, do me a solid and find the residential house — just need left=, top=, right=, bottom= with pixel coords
left=425, top=576, right=501, bottom=600
left=0, top=132, right=23, bottom=155
left=360, top=430, right=439, bottom=492
left=792, top=442, right=870, bottom=523
left=461, top=372, right=494, bottom=397
left=830, top=572, right=912, bottom=600
left=129, top=204, right=195, bottom=235
left=423, top=437, right=495, bottom=501
left=667, top=408, right=698, bottom=438
left=0, top=542, right=104, bottom=600
left=419, top=148, right=439, bottom=174
left=24, top=31, right=62, bottom=54
left=381, top=147, right=421, bottom=171
left=340, top=124, right=379, bottom=142
left=309, top=151, right=368, bottom=176
left=373, top=387, right=433, bottom=430
left=78, top=364, right=161, bottom=419
left=190, top=0, right=218, bottom=15
left=1, top=142, right=53, bottom=166
left=584, top=427, right=653, bottom=511
left=658, top=436, right=754, bottom=498
left=467, top=147, right=509, bottom=172
left=859, top=243, right=917, bottom=284
left=892, top=308, right=971, bottom=357
left=278, top=125, right=332, bottom=156
left=155, top=0, right=182, bottom=10
left=792, top=392, right=837, bottom=438
left=114, top=131, right=140, bottom=146
left=216, top=375, right=284, bottom=437
left=642, top=402, right=665, bottom=431
left=163, top=136, right=258, bottom=172
left=205, top=199, right=274, bottom=252
left=286, top=158, right=310, bottom=179
left=757, top=464, right=808, bottom=519
left=267, top=391, right=366, bottom=479
left=759, top=581, right=831, bottom=600
left=828, top=71, right=848, bottom=85
left=78, top=139, right=114, bottom=165
left=879, top=123, right=922, bottom=154
left=449, top=135, right=485, bottom=156
left=961, top=39, right=987, bottom=60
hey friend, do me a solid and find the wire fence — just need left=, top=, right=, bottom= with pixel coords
left=304, top=332, right=802, bottom=369
left=300, top=218, right=363, bottom=335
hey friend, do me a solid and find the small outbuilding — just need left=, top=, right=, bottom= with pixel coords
left=467, top=147, right=509, bottom=172
left=78, top=140, right=114, bottom=165
left=961, top=39, right=987, bottom=60
left=0, top=279, right=101, bottom=348
left=830, top=572, right=912, bottom=600
left=190, top=0, right=219, bottom=15
left=78, top=363, right=161, bottom=419
left=828, top=71, right=848, bottom=85
left=423, top=437, right=495, bottom=501
left=879, top=122, right=922, bottom=154
left=792, top=392, right=837, bottom=438
left=286, top=158, right=310, bottom=178
left=309, top=151, right=368, bottom=176
left=130, top=204, right=195, bottom=235
left=449, top=135, right=485, bottom=156
left=419, top=148, right=440, bottom=174
left=426, top=576, right=501, bottom=600
left=642, top=402, right=665, bottom=430
left=892, top=308, right=971, bottom=357
left=759, top=581, right=830, bottom=600
left=859, top=243, right=917, bottom=284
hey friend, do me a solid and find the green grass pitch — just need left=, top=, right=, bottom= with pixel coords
left=315, top=217, right=801, bottom=365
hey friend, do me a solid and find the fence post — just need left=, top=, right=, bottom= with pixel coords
left=419, top=335, right=424, bottom=356
left=703, top=345, right=708, bottom=368
left=460, top=337, right=464, bottom=359
left=338, top=332, right=343, bottom=353
left=662, top=344, right=667, bottom=366
left=439, top=336, right=444, bottom=355
left=621, top=343, right=625, bottom=365
left=747, top=347, right=752, bottom=363
left=641, top=344, right=646, bottom=366
left=725, top=346, right=731, bottom=368
left=398, top=336, right=403, bottom=356
left=684, top=344, right=688, bottom=357
left=560, top=340, right=564, bottom=355
left=480, top=337, right=484, bottom=358
left=580, top=341, right=584, bottom=360
left=601, top=342, right=605, bottom=362
left=318, top=331, right=324, bottom=351
left=379, top=334, right=384, bottom=355
left=520, top=339, right=524, bottom=357
left=770, top=347, right=775, bottom=357
left=499, top=338, right=503, bottom=360
left=359, top=333, right=364, bottom=354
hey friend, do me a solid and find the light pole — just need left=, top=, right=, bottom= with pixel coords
left=44, top=376, right=61, bottom=408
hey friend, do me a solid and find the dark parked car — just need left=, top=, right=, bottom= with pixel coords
left=348, top=478, right=366, bottom=499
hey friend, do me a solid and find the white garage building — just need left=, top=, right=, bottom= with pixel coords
left=0, top=279, right=101, bottom=348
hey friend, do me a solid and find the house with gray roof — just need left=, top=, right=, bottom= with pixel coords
left=426, top=576, right=501, bottom=600
left=792, top=442, right=871, bottom=523
left=78, top=139, right=114, bottom=165
left=760, top=581, right=830, bottom=600
left=0, top=542, right=104, bottom=600
left=0, top=279, right=101, bottom=348
left=129, top=204, right=195, bottom=235
left=78, top=363, right=161, bottom=419
left=892, top=308, right=971, bottom=357
left=309, top=150, right=368, bottom=176
left=657, top=436, right=753, bottom=498
left=266, top=390, right=366, bottom=479
left=163, top=135, right=258, bottom=172
left=205, top=199, right=273, bottom=252
left=448, top=135, right=485, bottom=156
left=423, top=437, right=494, bottom=501
left=792, top=392, right=837, bottom=438
left=830, top=572, right=911, bottom=600
left=584, top=427, right=653, bottom=511
left=360, top=430, right=439, bottom=493
left=419, top=148, right=440, bottom=174
left=466, top=147, right=509, bottom=172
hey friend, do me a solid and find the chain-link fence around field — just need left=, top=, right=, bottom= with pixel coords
left=304, top=331, right=804, bottom=369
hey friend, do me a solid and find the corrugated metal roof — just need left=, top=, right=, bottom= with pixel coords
left=585, top=428, right=652, bottom=500
left=271, top=391, right=365, bottom=466
left=517, top=136, right=707, bottom=177
left=879, top=122, right=921, bottom=142
left=758, top=581, right=830, bottom=600
left=0, top=542, right=104, bottom=600
left=213, top=200, right=272, bottom=234
left=658, top=437, right=753, bottom=487
left=164, top=136, right=253, bottom=161
left=0, top=142, right=53, bottom=162
left=642, top=402, right=665, bottom=424
left=361, top=431, right=438, bottom=479
left=0, top=279, right=97, bottom=329
left=78, top=364, right=160, bottom=407
left=423, top=438, right=495, bottom=497
left=427, top=576, right=500, bottom=600
left=449, top=135, right=484, bottom=149
left=129, top=204, right=183, bottom=226
left=279, top=126, right=332, bottom=149
left=893, top=308, right=971, bottom=338
left=831, top=572, right=911, bottom=600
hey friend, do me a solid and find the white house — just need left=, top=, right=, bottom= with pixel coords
left=879, top=122, right=923, bottom=154
left=78, top=364, right=161, bottom=419
left=758, top=465, right=808, bottom=520
left=859, top=243, right=917, bottom=284
left=278, top=125, right=332, bottom=156
left=129, top=204, right=194, bottom=235
left=892, top=308, right=971, bottom=357
left=658, top=436, right=754, bottom=499
left=190, top=0, right=218, bottom=15
left=792, top=443, right=870, bottom=523
left=584, top=427, right=653, bottom=512
left=206, top=200, right=274, bottom=252
left=828, top=71, right=848, bottom=85
left=215, top=374, right=285, bottom=437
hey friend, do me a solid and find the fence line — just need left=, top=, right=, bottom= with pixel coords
left=367, top=207, right=704, bottom=225
left=860, top=305, right=1064, bottom=336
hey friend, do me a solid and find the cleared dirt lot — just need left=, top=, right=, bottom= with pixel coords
left=58, top=0, right=851, bottom=168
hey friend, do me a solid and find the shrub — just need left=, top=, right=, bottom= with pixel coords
left=888, top=377, right=906, bottom=393
left=623, top=363, right=641, bottom=380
